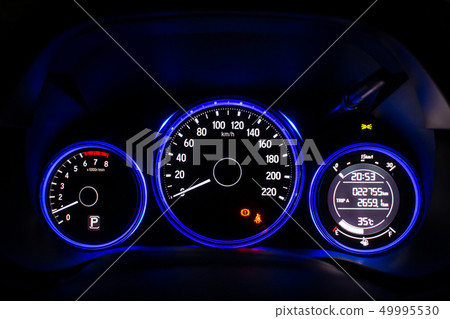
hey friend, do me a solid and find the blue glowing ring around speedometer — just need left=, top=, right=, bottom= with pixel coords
left=309, top=143, right=422, bottom=255
left=40, top=141, right=147, bottom=250
left=153, top=98, right=304, bottom=248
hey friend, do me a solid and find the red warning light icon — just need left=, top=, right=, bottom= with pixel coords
left=240, top=208, right=251, bottom=217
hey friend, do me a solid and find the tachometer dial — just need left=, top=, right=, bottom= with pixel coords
left=40, top=141, right=147, bottom=250
left=309, top=143, right=422, bottom=254
left=154, top=99, right=303, bottom=248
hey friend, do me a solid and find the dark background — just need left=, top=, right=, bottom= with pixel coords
left=0, top=0, right=449, bottom=103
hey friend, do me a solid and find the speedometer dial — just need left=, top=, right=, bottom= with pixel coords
left=310, top=143, right=422, bottom=254
left=40, top=141, right=147, bottom=250
left=154, top=99, right=303, bottom=248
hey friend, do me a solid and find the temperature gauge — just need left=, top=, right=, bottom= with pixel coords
left=328, top=163, right=400, bottom=236
left=309, top=143, right=422, bottom=254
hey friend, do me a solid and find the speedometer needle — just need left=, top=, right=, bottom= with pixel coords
left=172, top=179, right=211, bottom=198
left=51, top=201, right=79, bottom=214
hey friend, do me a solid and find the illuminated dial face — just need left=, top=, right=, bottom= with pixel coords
left=154, top=99, right=303, bottom=247
left=40, top=142, right=147, bottom=250
left=310, top=144, right=421, bottom=254
left=327, top=164, right=400, bottom=236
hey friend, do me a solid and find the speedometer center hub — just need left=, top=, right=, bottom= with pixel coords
left=213, top=157, right=242, bottom=187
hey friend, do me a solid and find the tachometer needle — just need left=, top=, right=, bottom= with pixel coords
left=172, top=179, right=211, bottom=198
left=52, top=201, right=79, bottom=214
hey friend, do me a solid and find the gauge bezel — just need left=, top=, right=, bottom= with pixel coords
left=39, top=141, right=148, bottom=250
left=152, top=98, right=304, bottom=248
left=309, top=143, right=422, bottom=255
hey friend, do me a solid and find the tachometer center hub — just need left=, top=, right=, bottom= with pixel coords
left=79, top=186, right=99, bottom=207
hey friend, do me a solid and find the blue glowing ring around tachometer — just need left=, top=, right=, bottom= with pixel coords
left=39, top=141, right=147, bottom=250
left=153, top=98, right=304, bottom=248
left=309, top=143, right=422, bottom=255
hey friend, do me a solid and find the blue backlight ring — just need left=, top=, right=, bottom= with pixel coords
left=309, top=143, right=422, bottom=255
left=39, top=141, right=148, bottom=250
left=153, top=98, right=304, bottom=248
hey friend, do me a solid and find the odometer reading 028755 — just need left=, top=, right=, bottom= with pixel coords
left=154, top=99, right=303, bottom=248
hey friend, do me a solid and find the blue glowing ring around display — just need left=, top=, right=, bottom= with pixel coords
left=39, top=141, right=147, bottom=250
left=309, top=143, right=422, bottom=255
left=153, top=98, right=304, bottom=248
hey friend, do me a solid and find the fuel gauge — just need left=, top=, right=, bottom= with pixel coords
left=309, top=143, right=422, bottom=254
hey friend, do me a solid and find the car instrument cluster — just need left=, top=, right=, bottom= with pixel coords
left=36, top=97, right=424, bottom=255
left=4, top=12, right=444, bottom=280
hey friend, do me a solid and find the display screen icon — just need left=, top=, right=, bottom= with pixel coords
left=88, top=215, right=100, bottom=231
